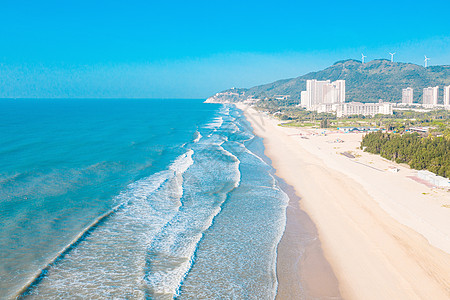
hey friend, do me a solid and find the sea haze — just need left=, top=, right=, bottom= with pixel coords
left=0, top=99, right=288, bottom=299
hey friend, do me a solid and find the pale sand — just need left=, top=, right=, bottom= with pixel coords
left=275, top=179, right=341, bottom=299
left=237, top=103, right=450, bottom=300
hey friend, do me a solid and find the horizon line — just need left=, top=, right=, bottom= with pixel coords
left=0, top=97, right=207, bottom=100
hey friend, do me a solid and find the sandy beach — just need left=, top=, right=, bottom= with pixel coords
left=237, top=103, right=450, bottom=300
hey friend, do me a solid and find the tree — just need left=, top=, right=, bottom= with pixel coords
left=320, top=118, right=329, bottom=128
left=361, top=132, right=450, bottom=179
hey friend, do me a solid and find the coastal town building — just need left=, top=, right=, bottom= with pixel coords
left=402, top=87, right=413, bottom=104
left=444, top=85, right=450, bottom=107
left=303, top=79, right=330, bottom=109
left=324, top=80, right=346, bottom=104
left=300, top=91, right=308, bottom=107
left=334, top=101, right=393, bottom=117
left=316, top=101, right=393, bottom=117
left=274, top=95, right=290, bottom=100
left=302, top=79, right=345, bottom=109
left=301, top=79, right=392, bottom=117
left=409, top=127, right=432, bottom=133
left=243, top=96, right=260, bottom=104
left=418, top=170, right=450, bottom=188
left=423, top=86, right=439, bottom=107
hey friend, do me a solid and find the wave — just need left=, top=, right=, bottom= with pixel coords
left=204, top=116, right=223, bottom=129
left=14, top=150, right=195, bottom=299
left=170, top=150, right=194, bottom=174
left=15, top=203, right=125, bottom=298
left=192, top=130, right=202, bottom=143
left=176, top=106, right=289, bottom=299
left=142, top=144, right=241, bottom=298
left=14, top=103, right=288, bottom=299
left=0, top=162, right=123, bottom=201
left=0, top=172, right=22, bottom=186
left=175, top=148, right=242, bottom=296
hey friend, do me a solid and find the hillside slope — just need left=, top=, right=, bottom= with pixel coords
left=208, top=59, right=450, bottom=104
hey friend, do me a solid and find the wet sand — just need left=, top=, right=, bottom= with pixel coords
left=276, top=178, right=341, bottom=300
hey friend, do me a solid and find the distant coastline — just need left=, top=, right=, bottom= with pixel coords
left=207, top=59, right=450, bottom=104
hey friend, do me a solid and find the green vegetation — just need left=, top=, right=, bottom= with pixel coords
left=257, top=98, right=450, bottom=134
left=361, top=132, right=450, bottom=178
left=255, top=93, right=450, bottom=179
left=320, top=118, right=330, bottom=128
left=255, top=99, right=335, bottom=128
left=263, top=102, right=450, bottom=179
left=211, top=59, right=450, bottom=179
left=214, top=59, right=450, bottom=104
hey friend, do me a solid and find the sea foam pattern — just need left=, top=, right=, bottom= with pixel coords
left=15, top=105, right=288, bottom=299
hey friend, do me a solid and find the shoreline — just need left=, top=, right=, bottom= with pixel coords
left=237, top=103, right=450, bottom=299
left=274, top=176, right=341, bottom=299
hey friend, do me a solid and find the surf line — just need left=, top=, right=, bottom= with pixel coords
left=15, top=202, right=126, bottom=299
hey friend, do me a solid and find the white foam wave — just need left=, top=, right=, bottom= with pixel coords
left=17, top=150, right=195, bottom=299
left=204, top=116, right=223, bottom=129
left=142, top=144, right=241, bottom=298
left=193, top=131, right=202, bottom=143
left=18, top=104, right=287, bottom=300
left=169, top=149, right=194, bottom=175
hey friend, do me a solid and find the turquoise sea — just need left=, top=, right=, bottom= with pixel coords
left=0, top=99, right=288, bottom=299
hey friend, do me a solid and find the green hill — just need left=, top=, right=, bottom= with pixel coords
left=207, top=59, right=450, bottom=104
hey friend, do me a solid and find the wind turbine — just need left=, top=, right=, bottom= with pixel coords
left=424, top=55, right=430, bottom=68
left=389, top=52, right=396, bottom=62
left=361, top=53, right=367, bottom=64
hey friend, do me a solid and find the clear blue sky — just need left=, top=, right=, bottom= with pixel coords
left=1, top=0, right=450, bottom=98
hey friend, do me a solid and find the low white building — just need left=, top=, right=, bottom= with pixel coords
left=317, top=102, right=393, bottom=118
left=337, top=102, right=392, bottom=117
left=317, top=101, right=393, bottom=117
left=409, top=127, right=432, bottom=133
left=316, top=103, right=336, bottom=114
left=418, top=170, right=450, bottom=188
left=275, top=95, right=290, bottom=100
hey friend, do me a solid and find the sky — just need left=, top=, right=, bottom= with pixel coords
left=1, top=0, right=450, bottom=98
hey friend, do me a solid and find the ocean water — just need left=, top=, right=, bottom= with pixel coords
left=0, top=99, right=288, bottom=299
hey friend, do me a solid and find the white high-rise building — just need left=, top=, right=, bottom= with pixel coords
left=322, top=83, right=336, bottom=104
left=300, top=91, right=308, bottom=107
left=444, top=85, right=450, bottom=107
left=423, top=86, right=439, bottom=107
left=334, top=80, right=346, bottom=103
left=304, top=79, right=345, bottom=109
left=402, top=87, right=413, bottom=104
left=323, top=80, right=346, bottom=104
left=306, top=79, right=330, bottom=109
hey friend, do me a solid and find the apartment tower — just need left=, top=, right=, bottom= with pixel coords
left=423, top=86, right=439, bottom=106
left=444, top=85, right=450, bottom=107
left=402, top=87, right=413, bottom=104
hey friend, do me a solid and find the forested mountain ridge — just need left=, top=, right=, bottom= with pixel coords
left=207, top=59, right=450, bottom=104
